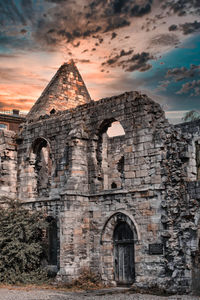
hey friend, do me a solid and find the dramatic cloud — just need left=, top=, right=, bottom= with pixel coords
left=104, top=18, right=130, bottom=32
left=111, top=32, right=117, bottom=39
left=155, top=64, right=200, bottom=96
left=162, top=0, right=200, bottom=16
left=0, top=0, right=199, bottom=55
left=0, top=0, right=198, bottom=56
left=32, top=0, right=154, bottom=48
left=0, top=0, right=41, bottom=28
left=0, top=0, right=200, bottom=116
left=0, top=0, right=26, bottom=25
left=0, top=97, right=34, bottom=111
left=45, top=0, right=67, bottom=2
left=149, top=34, right=179, bottom=47
left=177, top=80, right=200, bottom=96
left=0, top=1, right=47, bottom=52
left=166, top=65, right=200, bottom=81
left=102, top=50, right=152, bottom=72
left=75, top=59, right=91, bottom=64
left=168, top=24, right=178, bottom=31
left=179, top=21, right=200, bottom=35
left=155, top=80, right=171, bottom=92
left=125, top=52, right=153, bottom=72
left=0, top=33, right=32, bottom=50
left=102, top=49, right=134, bottom=67
left=0, top=66, right=48, bottom=84
left=0, top=54, right=18, bottom=58
left=88, top=0, right=153, bottom=18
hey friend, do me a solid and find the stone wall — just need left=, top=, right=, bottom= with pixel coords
left=0, top=130, right=17, bottom=201
left=2, top=91, right=200, bottom=293
left=174, top=120, right=200, bottom=294
left=17, top=91, right=171, bottom=288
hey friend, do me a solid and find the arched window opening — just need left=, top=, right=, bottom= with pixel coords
left=95, top=120, right=125, bottom=191
left=46, top=216, right=58, bottom=266
left=196, top=141, right=200, bottom=180
left=107, top=121, right=125, bottom=138
left=32, top=138, right=52, bottom=197
left=50, top=108, right=56, bottom=115
left=0, top=123, right=8, bottom=130
left=111, top=182, right=117, bottom=189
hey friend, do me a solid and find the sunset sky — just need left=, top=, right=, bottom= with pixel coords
left=0, top=0, right=200, bottom=123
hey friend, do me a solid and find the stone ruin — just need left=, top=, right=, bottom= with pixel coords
left=1, top=59, right=200, bottom=294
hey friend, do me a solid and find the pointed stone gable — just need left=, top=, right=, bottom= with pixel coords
left=27, top=60, right=91, bottom=120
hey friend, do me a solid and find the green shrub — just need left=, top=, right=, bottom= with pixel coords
left=0, top=200, right=48, bottom=284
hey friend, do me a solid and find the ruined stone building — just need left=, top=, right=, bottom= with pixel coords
left=1, top=60, right=200, bottom=293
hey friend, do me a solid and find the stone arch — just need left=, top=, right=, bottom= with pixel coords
left=32, top=137, right=51, bottom=155
left=100, top=211, right=140, bottom=285
left=100, top=211, right=140, bottom=244
left=18, top=137, right=53, bottom=201
left=27, top=137, right=52, bottom=198
left=27, top=137, right=51, bottom=162
left=33, top=137, right=52, bottom=197
left=97, top=118, right=126, bottom=136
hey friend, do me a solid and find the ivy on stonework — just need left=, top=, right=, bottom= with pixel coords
left=0, top=199, right=48, bottom=284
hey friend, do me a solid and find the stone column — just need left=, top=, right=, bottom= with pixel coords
left=64, top=126, right=89, bottom=193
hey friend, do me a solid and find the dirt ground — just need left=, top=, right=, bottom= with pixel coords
left=0, top=287, right=200, bottom=300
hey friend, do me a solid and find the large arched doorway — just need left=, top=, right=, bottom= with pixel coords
left=114, top=222, right=135, bottom=285
left=100, top=212, right=139, bottom=285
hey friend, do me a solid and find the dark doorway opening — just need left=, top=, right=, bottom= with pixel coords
left=192, top=239, right=200, bottom=295
left=46, top=216, right=58, bottom=266
left=114, top=222, right=135, bottom=285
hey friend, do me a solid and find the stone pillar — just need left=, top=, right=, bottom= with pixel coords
left=58, top=194, right=90, bottom=281
left=65, top=127, right=89, bottom=193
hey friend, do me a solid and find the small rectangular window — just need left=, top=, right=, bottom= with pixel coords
left=0, top=123, right=8, bottom=130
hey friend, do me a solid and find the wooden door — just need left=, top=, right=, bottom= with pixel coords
left=114, top=222, right=135, bottom=285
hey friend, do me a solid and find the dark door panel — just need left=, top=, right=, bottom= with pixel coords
left=114, top=222, right=135, bottom=285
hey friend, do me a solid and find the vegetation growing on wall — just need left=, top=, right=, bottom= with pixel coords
left=0, top=200, right=48, bottom=284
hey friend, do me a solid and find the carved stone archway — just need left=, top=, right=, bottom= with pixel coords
left=100, top=211, right=140, bottom=285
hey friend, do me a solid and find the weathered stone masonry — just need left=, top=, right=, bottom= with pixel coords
left=0, top=130, right=17, bottom=200
left=1, top=61, right=200, bottom=294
